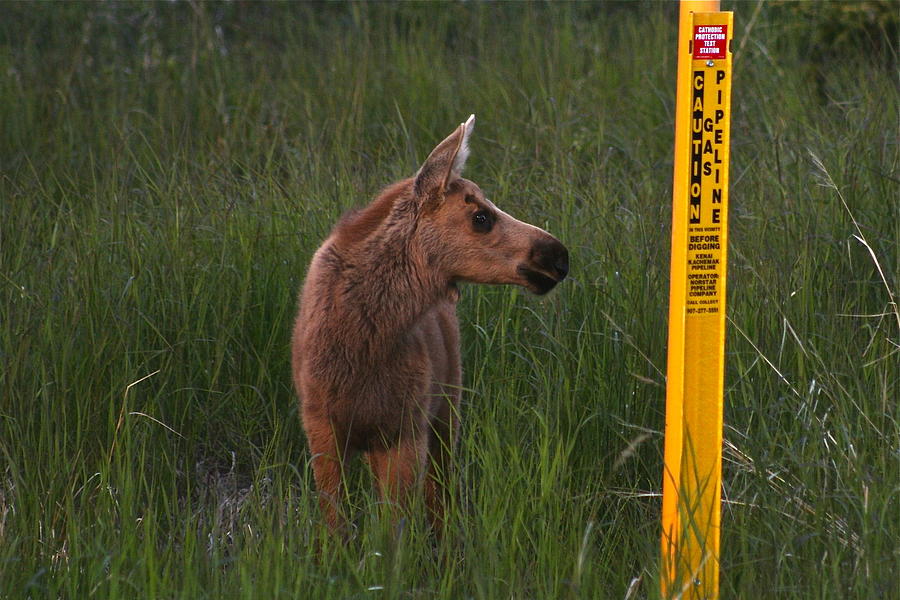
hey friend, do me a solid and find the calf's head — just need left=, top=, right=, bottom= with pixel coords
left=413, top=115, right=568, bottom=295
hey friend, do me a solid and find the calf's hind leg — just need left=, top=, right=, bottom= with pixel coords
left=366, top=437, right=427, bottom=526
left=424, top=392, right=460, bottom=537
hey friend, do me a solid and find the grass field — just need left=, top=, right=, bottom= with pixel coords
left=1, top=2, right=897, bottom=598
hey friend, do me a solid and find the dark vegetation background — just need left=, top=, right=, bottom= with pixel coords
left=1, top=1, right=897, bottom=598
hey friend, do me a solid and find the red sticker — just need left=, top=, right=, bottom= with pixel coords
left=693, top=25, right=728, bottom=60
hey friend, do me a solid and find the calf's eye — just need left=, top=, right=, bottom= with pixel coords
left=472, top=211, right=492, bottom=233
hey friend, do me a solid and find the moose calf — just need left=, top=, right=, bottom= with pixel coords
left=292, top=115, right=568, bottom=536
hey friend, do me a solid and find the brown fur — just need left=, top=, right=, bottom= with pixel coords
left=292, top=116, right=568, bottom=536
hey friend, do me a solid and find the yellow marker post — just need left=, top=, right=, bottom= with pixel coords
left=661, top=3, right=733, bottom=599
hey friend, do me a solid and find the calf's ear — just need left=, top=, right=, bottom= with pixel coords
left=414, top=114, right=475, bottom=201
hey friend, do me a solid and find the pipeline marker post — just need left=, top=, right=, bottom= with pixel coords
left=661, top=4, right=733, bottom=599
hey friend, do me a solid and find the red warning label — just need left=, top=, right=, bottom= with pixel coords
left=693, top=25, right=728, bottom=60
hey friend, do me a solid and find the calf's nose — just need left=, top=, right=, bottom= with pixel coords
left=532, top=236, right=569, bottom=281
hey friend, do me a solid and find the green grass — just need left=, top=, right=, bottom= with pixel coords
left=1, top=2, right=897, bottom=598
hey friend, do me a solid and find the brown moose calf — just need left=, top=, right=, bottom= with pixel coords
left=292, top=115, right=568, bottom=537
